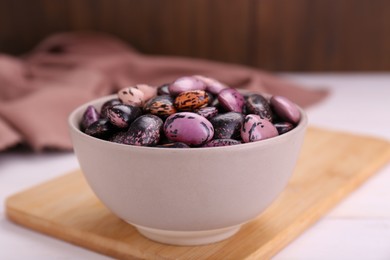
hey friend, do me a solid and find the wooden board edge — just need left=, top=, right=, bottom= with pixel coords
left=245, top=145, right=390, bottom=259
left=5, top=205, right=142, bottom=260
left=308, top=127, right=390, bottom=144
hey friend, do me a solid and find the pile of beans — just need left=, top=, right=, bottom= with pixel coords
left=80, top=75, right=301, bottom=148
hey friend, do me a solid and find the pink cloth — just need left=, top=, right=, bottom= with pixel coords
left=0, top=32, right=328, bottom=151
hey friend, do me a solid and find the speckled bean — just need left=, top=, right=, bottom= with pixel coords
left=274, top=122, right=294, bottom=135
left=210, top=112, right=244, bottom=139
left=134, top=84, right=157, bottom=101
left=118, top=86, right=145, bottom=107
left=157, top=84, right=170, bottom=95
left=203, top=139, right=241, bottom=147
left=124, top=115, right=163, bottom=146
left=174, top=90, right=209, bottom=111
left=85, top=118, right=115, bottom=140
left=245, top=94, right=273, bottom=122
left=80, top=105, right=100, bottom=131
left=193, top=75, right=227, bottom=94
left=107, top=104, right=142, bottom=128
left=168, top=76, right=206, bottom=95
left=100, top=99, right=122, bottom=118
left=144, top=95, right=177, bottom=117
left=196, top=106, right=218, bottom=119
left=270, top=96, right=301, bottom=124
left=218, top=88, right=245, bottom=113
left=164, top=112, right=214, bottom=146
left=241, top=114, right=278, bottom=143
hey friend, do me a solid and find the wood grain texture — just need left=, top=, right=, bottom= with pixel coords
left=5, top=127, right=390, bottom=259
left=0, top=0, right=389, bottom=71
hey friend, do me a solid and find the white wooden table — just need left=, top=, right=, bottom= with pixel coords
left=1, top=73, right=390, bottom=260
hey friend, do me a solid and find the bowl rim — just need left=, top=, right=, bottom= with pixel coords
left=68, top=94, right=308, bottom=152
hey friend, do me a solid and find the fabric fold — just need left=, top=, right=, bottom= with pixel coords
left=0, top=32, right=328, bottom=151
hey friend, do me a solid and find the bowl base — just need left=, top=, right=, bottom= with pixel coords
left=128, top=223, right=241, bottom=246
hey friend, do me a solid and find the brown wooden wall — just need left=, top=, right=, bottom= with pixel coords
left=0, top=0, right=389, bottom=71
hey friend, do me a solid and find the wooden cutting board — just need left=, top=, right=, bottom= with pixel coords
left=6, top=127, right=390, bottom=260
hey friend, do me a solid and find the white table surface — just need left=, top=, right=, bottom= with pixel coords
left=1, top=73, right=390, bottom=260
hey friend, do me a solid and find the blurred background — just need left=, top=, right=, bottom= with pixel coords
left=0, top=0, right=389, bottom=71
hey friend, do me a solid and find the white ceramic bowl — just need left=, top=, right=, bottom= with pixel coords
left=68, top=94, right=308, bottom=246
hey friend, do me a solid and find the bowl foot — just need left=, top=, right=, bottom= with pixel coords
left=131, top=223, right=241, bottom=246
